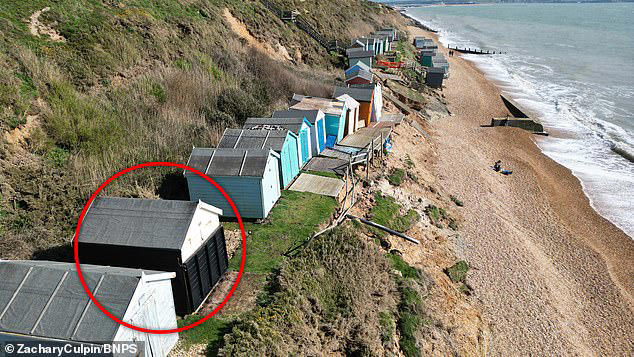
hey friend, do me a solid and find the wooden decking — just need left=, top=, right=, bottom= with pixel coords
left=338, top=126, right=393, bottom=149
left=289, top=173, right=345, bottom=198
left=304, top=157, right=348, bottom=176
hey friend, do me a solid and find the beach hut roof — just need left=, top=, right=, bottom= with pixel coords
left=0, top=260, right=173, bottom=343
left=346, top=62, right=371, bottom=73
left=336, top=94, right=360, bottom=110
left=346, top=69, right=372, bottom=82
left=273, top=109, right=324, bottom=125
left=290, top=96, right=345, bottom=116
left=348, top=50, right=374, bottom=59
left=218, top=128, right=295, bottom=152
left=346, top=47, right=367, bottom=56
left=421, top=50, right=436, bottom=56
left=243, top=117, right=310, bottom=134
left=80, top=197, right=221, bottom=249
left=333, top=86, right=373, bottom=103
left=186, top=148, right=278, bottom=178
left=427, top=67, right=445, bottom=74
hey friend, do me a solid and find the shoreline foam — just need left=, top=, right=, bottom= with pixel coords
left=403, top=6, right=634, bottom=239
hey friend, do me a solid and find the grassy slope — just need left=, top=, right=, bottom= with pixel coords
left=0, top=0, right=399, bottom=260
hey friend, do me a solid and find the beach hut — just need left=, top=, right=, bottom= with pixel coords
left=273, top=109, right=326, bottom=155
left=420, top=49, right=437, bottom=67
left=425, top=67, right=445, bottom=89
left=345, top=68, right=373, bottom=85
left=349, top=39, right=366, bottom=50
left=345, top=62, right=371, bottom=77
left=185, top=148, right=281, bottom=220
left=414, top=36, right=427, bottom=49
left=333, top=86, right=374, bottom=129
left=348, top=50, right=374, bottom=68
left=78, top=197, right=227, bottom=316
left=373, top=34, right=389, bottom=55
left=243, top=117, right=313, bottom=167
left=0, top=260, right=178, bottom=357
left=423, top=39, right=438, bottom=50
left=350, top=83, right=382, bottom=122
left=346, top=47, right=367, bottom=57
left=289, top=96, right=347, bottom=147
left=377, top=28, right=398, bottom=43
left=357, top=37, right=376, bottom=53
left=336, top=94, right=361, bottom=136
left=218, top=128, right=300, bottom=189
left=432, top=54, right=449, bottom=78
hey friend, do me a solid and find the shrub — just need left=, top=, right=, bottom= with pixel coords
left=450, top=195, right=464, bottom=207
left=446, top=260, right=469, bottom=283
left=379, top=311, right=395, bottom=343
left=388, top=168, right=405, bottom=186
left=370, top=192, right=420, bottom=237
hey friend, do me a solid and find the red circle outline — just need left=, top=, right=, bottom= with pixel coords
left=73, top=162, right=246, bottom=334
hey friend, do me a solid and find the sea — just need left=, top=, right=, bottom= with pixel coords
left=405, top=3, right=634, bottom=238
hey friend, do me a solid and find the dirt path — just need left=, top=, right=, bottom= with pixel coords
left=28, top=7, right=65, bottom=42
left=407, top=25, right=634, bottom=356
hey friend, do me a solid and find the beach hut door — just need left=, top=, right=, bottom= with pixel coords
left=300, top=130, right=310, bottom=162
left=317, top=122, right=325, bottom=152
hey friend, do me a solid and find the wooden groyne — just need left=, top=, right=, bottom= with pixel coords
left=448, top=45, right=506, bottom=55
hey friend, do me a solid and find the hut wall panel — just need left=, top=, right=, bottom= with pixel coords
left=187, top=176, right=265, bottom=219
left=261, top=155, right=282, bottom=218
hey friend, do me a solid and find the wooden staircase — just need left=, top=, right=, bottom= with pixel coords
left=260, top=0, right=343, bottom=53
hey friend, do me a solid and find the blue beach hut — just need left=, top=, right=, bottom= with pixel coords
left=185, top=148, right=281, bottom=219
left=290, top=96, right=347, bottom=147
left=345, top=62, right=371, bottom=77
left=273, top=109, right=327, bottom=156
left=243, top=117, right=313, bottom=167
left=218, top=128, right=300, bottom=189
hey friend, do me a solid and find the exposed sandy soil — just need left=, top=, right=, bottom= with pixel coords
left=28, top=7, right=66, bottom=42
left=407, top=25, right=634, bottom=355
left=222, top=8, right=292, bottom=63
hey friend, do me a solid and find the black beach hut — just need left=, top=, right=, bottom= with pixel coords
left=77, top=197, right=228, bottom=315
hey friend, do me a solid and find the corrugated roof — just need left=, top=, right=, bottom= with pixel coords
left=273, top=109, right=323, bottom=125
left=346, top=47, right=366, bottom=56
left=333, top=86, right=373, bottom=103
left=348, top=50, right=374, bottom=59
left=290, top=97, right=345, bottom=116
left=186, top=148, right=274, bottom=178
left=80, top=197, right=199, bottom=250
left=0, top=260, right=167, bottom=343
left=243, top=117, right=308, bottom=134
left=218, top=129, right=291, bottom=152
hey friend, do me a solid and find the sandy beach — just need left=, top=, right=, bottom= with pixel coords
left=407, top=25, right=634, bottom=355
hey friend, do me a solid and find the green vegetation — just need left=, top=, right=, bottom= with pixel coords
left=228, top=191, right=336, bottom=274
left=446, top=260, right=469, bottom=284
left=387, top=252, right=429, bottom=357
left=388, top=167, right=406, bottom=186
left=222, top=226, right=398, bottom=355
left=369, top=192, right=420, bottom=237
left=388, top=253, right=420, bottom=279
left=450, top=195, right=464, bottom=207
left=405, top=154, right=415, bottom=169
left=177, top=315, right=232, bottom=355
left=300, top=169, right=339, bottom=179
left=379, top=311, right=396, bottom=343
left=2, top=0, right=371, bottom=259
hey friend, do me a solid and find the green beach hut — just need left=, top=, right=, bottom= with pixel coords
left=218, top=128, right=300, bottom=189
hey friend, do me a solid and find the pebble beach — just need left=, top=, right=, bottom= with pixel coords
left=407, top=25, right=634, bottom=355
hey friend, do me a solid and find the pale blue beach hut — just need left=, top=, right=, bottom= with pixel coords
left=185, top=148, right=281, bottom=219
left=218, top=129, right=300, bottom=189
left=243, top=117, right=313, bottom=167
left=273, top=109, right=327, bottom=155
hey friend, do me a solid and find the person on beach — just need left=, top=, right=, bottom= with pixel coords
left=493, top=160, right=502, bottom=172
